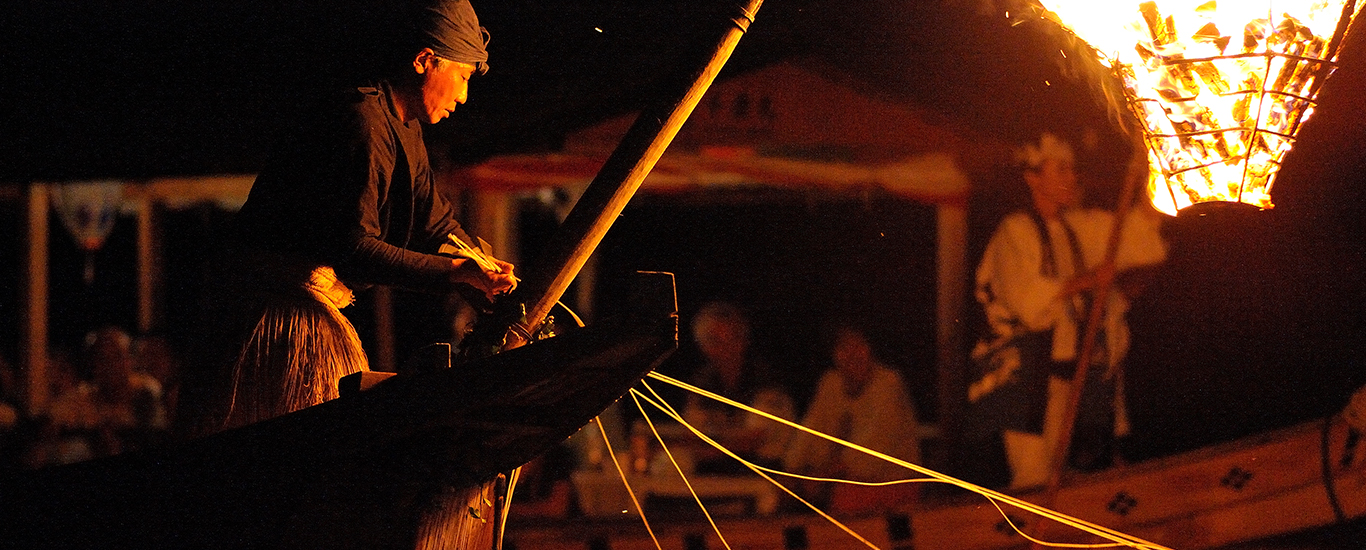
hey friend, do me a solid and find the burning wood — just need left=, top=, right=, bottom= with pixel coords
left=1033, top=0, right=1363, bottom=214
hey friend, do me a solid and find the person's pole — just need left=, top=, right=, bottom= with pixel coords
left=1029, top=138, right=1148, bottom=547
left=486, top=5, right=766, bottom=549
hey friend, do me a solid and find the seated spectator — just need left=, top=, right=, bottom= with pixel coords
left=42, top=348, right=80, bottom=416
left=133, top=334, right=182, bottom=428
left=783, top=323, right=921, bottom=514
left=21, top=348, right=83, bottom=468
left=30, top=326, right=168, bottom=466
left=681, top=301, right=796, bottom=474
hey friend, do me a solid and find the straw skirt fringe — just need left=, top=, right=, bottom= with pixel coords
left=184, top=253, right=495, bottom=548
left=218, top=275, right=369, bottom=431
left=181, top=260, right=369, bottom=438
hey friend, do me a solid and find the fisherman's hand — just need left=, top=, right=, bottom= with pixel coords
left=452, top=257, right=518, bottom=301
left=1061, top=261, right=1116, bottom=297
left=486, top=258, right=518, bottom=296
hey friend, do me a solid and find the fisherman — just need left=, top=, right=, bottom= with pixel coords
left=177, top=0, right=517, bottom=439
left=969, top=133, right=1166, bottom=490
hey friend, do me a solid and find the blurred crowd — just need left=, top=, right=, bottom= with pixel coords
left=0, top=326, right=177, bottom=472
left=508, top=300, right=932, bottom=521
left=0, top=303, right=929, bottom=521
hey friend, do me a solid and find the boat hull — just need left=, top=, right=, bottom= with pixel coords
left=0, top=274, right=679, bottom=549
left=506, top=413, right=1366, bottom=550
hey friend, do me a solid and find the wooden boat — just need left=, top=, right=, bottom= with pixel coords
left=503, top=410, right=1366, bottom=549
left=0, top=272, right=679, bottom=549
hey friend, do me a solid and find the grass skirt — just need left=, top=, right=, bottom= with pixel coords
left=178, top=249, right=368, bottom=439
left=178, top=246, right=498, bottom=548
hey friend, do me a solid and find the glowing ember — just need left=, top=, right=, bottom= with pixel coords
left=1034, top=0, right=1362, bottom=215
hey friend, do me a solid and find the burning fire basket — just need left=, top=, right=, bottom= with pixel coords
left=1033, top=0, right=1363, bottom=215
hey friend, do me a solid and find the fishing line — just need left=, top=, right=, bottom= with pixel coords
left=628, top=388, right=735, bottom=550
left=551, top=302, right=663, bottom=548
left=635, top=382, right=883, bottom=549
left=595, top=415, right=663, bottom=550
left=634, top=385, right=1113, bottom=550
left=647, top=371, right=1170, bottom=550
left=541, top=300, right=1156, bottom=549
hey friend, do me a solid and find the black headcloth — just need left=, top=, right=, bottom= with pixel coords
left=413, top=0, right=490, bottom=74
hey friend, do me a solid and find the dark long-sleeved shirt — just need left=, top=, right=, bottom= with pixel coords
left=234, top=81, right=475, bottom=294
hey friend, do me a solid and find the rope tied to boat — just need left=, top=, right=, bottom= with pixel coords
left=642, top=371, right=1173, bottom=550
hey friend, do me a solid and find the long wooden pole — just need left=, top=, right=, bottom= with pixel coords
left=508, top=0, right=765, bottom=345
left=1029, top=142, right=1148, bottom=546
left=484, top=5, right=765, bottom=549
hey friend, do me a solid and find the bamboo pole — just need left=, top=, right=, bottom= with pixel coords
left=1029, top=141, right=1149, bottom=546
left=507, top=0, right=766, bottom=345
left=481, top=6, right=766, bottom=549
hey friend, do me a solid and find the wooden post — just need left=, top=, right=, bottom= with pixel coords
left=21, top=183, right=49, bottom=415
left=471, top=191, right=517, bottom=265
left=935, top=203, right=968, bottom=454
left=134, top=195, right=159, bottom=334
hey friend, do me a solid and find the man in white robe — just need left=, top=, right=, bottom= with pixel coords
left=972, top=133, right=1167, bottom=489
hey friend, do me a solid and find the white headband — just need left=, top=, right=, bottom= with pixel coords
left=1015, top=132, right=1074, bottom=169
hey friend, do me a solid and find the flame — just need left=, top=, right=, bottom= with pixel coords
left=1035, top=0, right=1361, bottom=215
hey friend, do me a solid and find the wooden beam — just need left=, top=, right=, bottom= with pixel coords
left=134, top=197, right=159, bottom=333
left=470, top=191, right=517, bottom=265
left=122, top=175, right=254, bottom=206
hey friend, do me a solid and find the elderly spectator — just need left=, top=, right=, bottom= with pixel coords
left=784, top=323, right=921, bottom=513
left=682, top=301, right=797, bottom=474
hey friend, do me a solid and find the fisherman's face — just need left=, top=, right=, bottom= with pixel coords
left=1025, top=158, right=1080, bottom=212
left=416, top=55, right=476, bottom=124
left=833, top=328, right=873, bottom=394
left=696, top=318, right=748, bottom=366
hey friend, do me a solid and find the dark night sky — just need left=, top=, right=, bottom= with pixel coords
left=4, top=0, right=1366, bottom=463
left=0, top=0, right=805, bottom=179
left=0, top=0, right=1118, bottom=179
left=4, top=0, right=1358, bottom=180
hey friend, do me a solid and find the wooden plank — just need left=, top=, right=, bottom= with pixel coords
left=121, top=174, right=254, bottom=206
left=1050, top=421, right=1331, bottom=526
